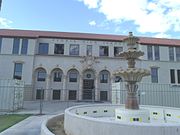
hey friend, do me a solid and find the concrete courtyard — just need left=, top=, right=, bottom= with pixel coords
left=0, top=101, right=106, bottom=135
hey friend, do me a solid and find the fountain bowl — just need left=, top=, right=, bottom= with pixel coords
left=64, top=104, right=180, bottom=135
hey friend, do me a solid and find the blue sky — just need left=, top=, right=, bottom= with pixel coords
left=0, top=0, right=180, bottom=39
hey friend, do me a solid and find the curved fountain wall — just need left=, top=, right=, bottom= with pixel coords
left=64, top=104, right=180, bottom=135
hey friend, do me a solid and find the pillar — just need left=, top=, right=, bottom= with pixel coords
left=95, top=74, right=99, bottom=101
left=62, top=74, right=67, bottom=101
left=109, top=75, right=114, bottom=102
left=78, top=74, right=83, bottom=101
left=45, top=74, right=51, bottom=101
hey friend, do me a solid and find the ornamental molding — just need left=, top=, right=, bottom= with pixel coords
left=80, top=56, right=100, bottom=70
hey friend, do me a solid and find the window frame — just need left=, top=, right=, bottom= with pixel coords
left=52, top=89, right=61, bottom=100
left=115, top=76, right=122, bottom=82
left=37, top=70, right=46, bottom=81
left=69, top=72, right=78, bottom=82
left=68, top=90, right=77, bottom=100
left=170, top=69, right=175, bottom=84
left=13, top=63, right=23, bottom=80
left=114, top=47, right=123, bottom=57
left=147, top=46, right=153, bottom=60
left=21, top=38, right=28, bottom=55
left=38, top=43, right=49, bottom=55
left=100, top=72, right=108, bottom=83
left=99, top=46, right=109, bottom=56
left=12, top=38, right=20, bottom=54
left=177, top=70, right=180, bottom=84
left=176, top=47, right=180, bottom=62
left=54, top=44, right=64, bottom=55
left=86, top=45, right=92, bottom=56
left=53, top=71, right=62, bottom=82
left=169, top=47, right=174, bottom=61
left=154, top=46, right=160, bottom=60
left=69, top=44, right=79, bottom=56
left=151, top=67, right=158, bottom=83
left=36, top=89, right=44, bottom=99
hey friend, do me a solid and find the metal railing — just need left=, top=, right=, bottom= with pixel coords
left=0, top=86, right=24, bottom=112
left=112, top=82, right=180, bottom=108
left=1, top=81, right=180, bottom=114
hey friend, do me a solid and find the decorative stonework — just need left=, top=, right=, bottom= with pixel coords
left=80, top=56, right=99, bottom=70
left=114, top=32, right=150, bottom=110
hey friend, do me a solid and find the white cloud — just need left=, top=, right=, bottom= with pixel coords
left=78, top=0, right=180, bottom=34
left=78, top=0, right=100, bottom=8
left=0, top=17, right=13, bottom=28
left=89, top=20, right=96, bottom=26
left=154, top=33, right=171, bottom=38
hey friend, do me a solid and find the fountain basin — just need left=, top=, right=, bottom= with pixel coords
left=115, top=108, right=150, bottom=123
left=64, top=104, right=180, bottom=135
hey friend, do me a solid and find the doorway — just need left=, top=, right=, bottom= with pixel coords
left=83, top=79, right=94, bottom=100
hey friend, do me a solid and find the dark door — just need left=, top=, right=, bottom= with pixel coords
left=83, top=79, right=94, bottom=100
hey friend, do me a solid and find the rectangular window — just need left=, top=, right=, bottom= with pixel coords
left=151, top=67, right=158, bottom=83
left=154, top=46, right=160, bottom=60
left=54, top=44, right=64, bottom=54
left=169, top=47, right=174, bottom=61
left=69, top=44, right=79, bottom=55
left=99, top=46, right=109, bottom=56
left=0, top=37, right=2, bottom=53
left=12, top=38, right=20, bottom=54
left=36, top=89, right=44, bottom=99
left=147, top=46, right=153, bottom=60
left=21, top=39, right=28, bottom=54
left=38, top=43, right=49, bottom=54
left=87, top=45, right=92, bottom=56
left=114, top=47, right=123, bottom=57
left=13, top=63, right=23, bottom=80
left=37, top=71, right=46, bottom=81
left=100, top=91, right=108, bottom=101
left=176, top=47, right=180, bottom=62
left=170, top=69, right=175, bottom=84
left=53, top=72, right=62, bottom=82
left=52, top=90, right=61, bottom=100
left=177, top=70, right=180, bottom=84
left=100, top=73, right=108, bottom=83
left=68, top=90, right=77, bottom=100
left=69, top=73, right=77, bottom=82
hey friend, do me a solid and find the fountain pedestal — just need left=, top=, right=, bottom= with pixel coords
left=114, top=32, right=150, bottom=123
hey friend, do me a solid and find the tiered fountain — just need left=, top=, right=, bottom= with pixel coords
left=41, top=32, right=180, bottom=135
left=114, top=32, right=150, bottom=123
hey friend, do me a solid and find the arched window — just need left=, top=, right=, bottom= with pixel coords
left=100, top=70, right=109, bottom=83
left=115, top=76, right=122, bottom=82
left=36, top=68, right=46, bottom=82
left=68, top=69, right=78, bottom=82
left=52, top=69, right=63, bottom=82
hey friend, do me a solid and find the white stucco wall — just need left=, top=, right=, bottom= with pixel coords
left=0, top=36, right=180, bottom=101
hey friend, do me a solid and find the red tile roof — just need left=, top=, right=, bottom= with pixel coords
left=0, top=29, right=180, bottom=46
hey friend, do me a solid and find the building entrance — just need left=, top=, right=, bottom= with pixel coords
left=83, top=79, right=94, bottom=100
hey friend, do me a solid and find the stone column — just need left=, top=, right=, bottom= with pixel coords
left=109, top=75, right=114, bottom=102
left=62, top=74, right=67, bottom=101
left=95, top=74, right=99, bottom=101
left=78, top=74, right=83, bottom=101
left=45, top=74, right=51, bottom=101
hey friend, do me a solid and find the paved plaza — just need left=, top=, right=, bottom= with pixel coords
left=0, top=101, right=105, bottom=135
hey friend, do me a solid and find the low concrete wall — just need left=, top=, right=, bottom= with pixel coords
left=64, top=104, right=180, bottom=135
left=41, top=114, right=64, bottom=135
